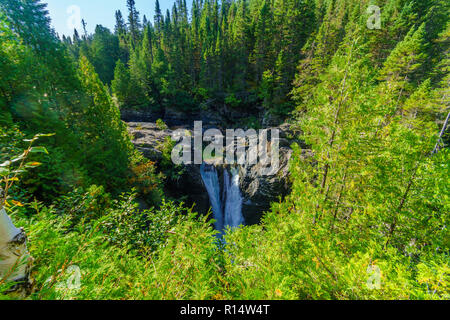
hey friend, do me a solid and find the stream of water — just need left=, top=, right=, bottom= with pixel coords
left=200, top=163, right=244, bottom=234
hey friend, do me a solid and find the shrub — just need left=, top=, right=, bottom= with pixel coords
left=156, top=119, right=168, bottom=131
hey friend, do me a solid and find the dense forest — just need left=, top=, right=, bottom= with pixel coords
left=0, top=0, right=449, bottom=300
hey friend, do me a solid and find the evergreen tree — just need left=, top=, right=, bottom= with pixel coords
left=77, top=56, right=132, bottom=187
left=154, top=0, right=164, bottom=36
left=111, top=59, right=132, bottom=107
left=0, top=0, right=54, bottom=52
left=82, top=19, right=88, bottom=40
left=91, top=25, right=121, bottom=84
left=115, top=10, right=127, bottom=37
left=126, top=0, right=141, bottom=46
left=380, top=23, right=428, bottom=94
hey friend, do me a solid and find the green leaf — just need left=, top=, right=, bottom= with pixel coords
left=29, top=146, right=48, bottom=154
left=35, top=133, right=56, bottom=138
left=11, top=153, right=26, bottom=163
left=0, top=161, right=11, bottom=167
left=25, top=162, right=42, bottom=168
left=0, top=167, right=10, bottom=176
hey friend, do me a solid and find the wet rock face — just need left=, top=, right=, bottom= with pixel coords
left=128, top=121, right=308, bottom=225
left=128, top=122, right=173, bottom=162
left=128, top=122, right=209, bottom=213
left=239, top=147, right=293, bottom=225
left=172, top=163, right=211, bottom=216
left=238, top=123, right=307, bottom=224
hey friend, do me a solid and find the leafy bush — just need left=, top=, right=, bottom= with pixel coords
left=1, top=195, right=219, bottom=300
left=128, top=160, right=164, bottom=206
left=155, top=119, right=168, bottom=130
left=158, top=136, right=185, bottom=182
left=225, top=93, right=242, bottom=109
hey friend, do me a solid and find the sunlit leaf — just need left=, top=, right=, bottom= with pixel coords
left=35, top=133, right=56, bottom=138
left=29, top=146, right=48, bottom=154
left=11, top=200, right=24, bottom=207
left=26, top=162, right=42, bottom=167
left=0, top=161, right=11, bottom=167
left=11, top=153, right=26, bottom=163
left=0, top=167, right=10, bottom=176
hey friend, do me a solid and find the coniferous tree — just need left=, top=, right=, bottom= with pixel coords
left=91, top=25, right=121, bottom=84
left=111, top=59, right=132, bottom=107
left=126, top=0, right=141, bottom=47
left=380, top=23, right=428, bottom=94
left=154, top=0, right=164, bottom=37
left=82, top=19, right=88, bottom=40
left=115, top=10, right=127, bottom=37
left=77, top=56, right=132, bottom=187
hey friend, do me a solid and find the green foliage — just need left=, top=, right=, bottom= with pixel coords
left=225, top=93, right=242, bottom=109
left=1, top=0, right=449, bottom=301
left=90, top=25, right=121, bottom=85
left=111, top=59, right=134, bottom=107
left=155, top=118, right=168, bottom=130
left=1, top=193, right=219, bottom=300
left=220, top=5, right=449, bottom=300
left=128, top=159, right=164, bottom=205
left=0, top=4, right=133, bottom=196
left=0, top=131, right=54, bottom=208
left=76, top=56, right=134, bottom=189
left=158, top=136, right=185, bottom=182
left=61, top=0, right=322, bottom=118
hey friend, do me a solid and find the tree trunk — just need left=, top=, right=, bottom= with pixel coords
left=0, top=207, right=33, bottom=294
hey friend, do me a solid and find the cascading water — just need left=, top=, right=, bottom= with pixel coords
left=200, top=164, right=224, bottom=232
left=200, top=163, right=244, bottom=234
left=223, top=168, right=244, bottom=228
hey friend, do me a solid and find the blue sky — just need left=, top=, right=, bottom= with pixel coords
left=44, top=0, right=185, bottom=37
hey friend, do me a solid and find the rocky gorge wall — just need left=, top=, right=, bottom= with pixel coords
left=127, top=116, right=310, bottom=226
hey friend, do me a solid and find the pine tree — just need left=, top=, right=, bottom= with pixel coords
left=127, top=48, right=150, bottom=106
left=1, top=0, right=55, bottom=53
left=115, top=10, right=127, bottom=37
left=380, top=23, right=428, bottom=94
left=114, top=10, right=130, bottom=64
left=154, top=0, right=164, bottom=37
left=77, top=56, right=132, bottom=187
left=251, top=0, right=274, bottom=84
left=82, top=19, right=88, bottom=40
left=126, top=0, right=141, bottom=47
left=91, top=25, right=121, bottom=84
left=73, top=28, right=81, bottom=44
left=230, top=0, right=251, bottom=90
left=143, top=15, right=148, bottom=28
left=111, top=59, right=132, bottom=107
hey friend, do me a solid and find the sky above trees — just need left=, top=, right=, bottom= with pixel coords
left=45, top=0, right=189, bottom=37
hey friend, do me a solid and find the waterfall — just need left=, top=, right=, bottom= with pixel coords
left=200, top=163, right=244, bottom=233
left=200, top=164, right=224, bottom=232
left=223, top=168, right=244, bottom=228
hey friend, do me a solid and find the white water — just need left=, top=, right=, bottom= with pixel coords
left=223, top=168, right=244, bottom=228
left=200, top=164, right=244, bottom=233
left=200, top=164, right=224, bottom=231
